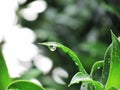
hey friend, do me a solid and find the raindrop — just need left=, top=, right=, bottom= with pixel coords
left=75, top=62, right=78, bottom=66
left=97, top=67, right=101, bottom=69
left=72, top=58, right=76, bottom=61
left=49, top=45, right=57, bottom=51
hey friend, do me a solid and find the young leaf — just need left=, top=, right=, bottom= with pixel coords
left=39, top=42, right=87, bottom=74
left=69, top=72, right=103, bottom=90
left=101, top=45, right=111, bottom=85
left=69, top=72, right=91, bottom=86
left=81, top=83, right=88, bottom=90
left=90, top=61, right=104, bottom=78
left=7, top=80, right=45, bottom=90
left=0, top=48, right=11, bottom=90
left=105, top=32, right=120, bottom=90
left=81, top=83, right=100, bottom=90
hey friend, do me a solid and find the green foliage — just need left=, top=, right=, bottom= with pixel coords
left=69, top=72, right=103, bottom=90
left=105, top=32, right=120, bottom=90
left=7, top=80, right=45, bottom=90
left=39, top=42, right=87, bottom=74
left=1, top=30, right=120, bottom=89
left=40, top=42, right=103, bottom=90
left=17, top=1, right=120, bottom=89
left=101, top=44, right=111, bottom=85
left=39, top=31, right=120, bottom=90
left=1, top=0, right=120, bottom=89
left=90, top=61, right=104, bottom=77
left=0, top=48, right=11, bottom=90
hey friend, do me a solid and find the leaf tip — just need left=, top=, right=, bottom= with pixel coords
left=110, top=30, right=119, bottom=44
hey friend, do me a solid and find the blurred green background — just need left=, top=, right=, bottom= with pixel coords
left=4, top=0, right=120, bottom=90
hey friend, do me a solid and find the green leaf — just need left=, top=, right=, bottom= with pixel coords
left=81, top=83, right=100, bottom=90
left=81, top=83, right=88, bottom=90
left=39, top=42, right=87, bottom=74
left=90, top=61, right=104, bottom=78
left=101, top=45, right=111, bottom=85
left=69, top=72, right=103, bottom=90
left=105, top=32, right=120, bottom=90
left=0, top=48, right=11, bottom=90
left=7, top=80, right=45, bottom=90
left=69, top=72, right=91, bottom=86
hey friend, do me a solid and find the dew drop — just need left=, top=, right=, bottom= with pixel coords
left=97, top=67, right=101, bottom=69
left=75, top=62, right=78, bottom=66
left=49, top=45, right=57, bottom=51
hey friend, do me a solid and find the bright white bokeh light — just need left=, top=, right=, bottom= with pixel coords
left=2, top=27, right=39, bottom=77
left=3, top=43, right=39, bottom=62
left=0, top=0, right=44, bottom=77
left=52, top=67, right=68, bottom=85
left=20, top=9, right=38, bottom=21
left=34, top=55, right=53, bottom=74
left=0, top=30, right=4, bottom=43
left=4, top=26, right=36, bottom=44
left=0, top=0, right=18, bottom=27
left=28, top=0, right=47, bottom=13
left=17, top=0, right=27, bottom=4
left=20, top=0, right=47, bottom=21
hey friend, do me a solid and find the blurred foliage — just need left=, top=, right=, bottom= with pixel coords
left=15, top=0, right=120, bottom=89
left=0, top=45, right=11, bottom=90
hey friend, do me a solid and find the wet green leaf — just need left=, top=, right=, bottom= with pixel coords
left=101, top=44, right=111, bottom=85
left=0, top=48, right=11, bottom=90
left=90, top=61, right=104, bottom=78
left=7, top=80, right=45, bottom=90
left=39, top=42, right=87, bottom=74
left=105, top=32, right=120, bottom=90
left=69, top=72, right=103, bottom=90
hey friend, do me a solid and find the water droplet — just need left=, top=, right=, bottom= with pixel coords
left=49, top=45, right=57, bottom=51
left=75, top=62, right=78, bottom=66
left=97, top=67, right=101, bottom=69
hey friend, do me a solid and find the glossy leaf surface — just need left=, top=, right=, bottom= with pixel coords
left=69, top=72, right=103, bottom=90
left=40, top=42, right=87, bottom=74
left=7, top=80, right=45, bottom=90
left=90, top=60, right=104, bottom=78
left=0, top=48, right=11, bottom=90
left=105, top=32, right=120, bottom=90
